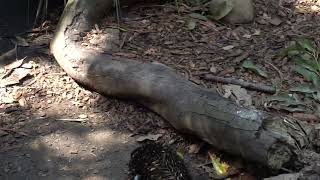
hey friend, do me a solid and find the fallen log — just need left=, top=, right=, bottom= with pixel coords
left=50, top=0, right=320, bottom=175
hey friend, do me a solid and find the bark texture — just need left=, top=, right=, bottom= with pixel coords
left=50, top=0, right=320, bottom=171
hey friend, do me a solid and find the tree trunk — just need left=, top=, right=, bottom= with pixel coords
left=50, top=0, right=320, bottom=172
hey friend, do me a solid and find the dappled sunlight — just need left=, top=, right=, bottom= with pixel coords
left=86, top=129, right=130, bottom=144
left=83, top=175, right=106, bottom=180
left=28, top=128, right=133, bottom=160
left=293, top=0, right=320, bottom=13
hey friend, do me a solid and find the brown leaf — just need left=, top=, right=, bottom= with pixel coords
left=222, top=85, right=252, bottom=106
left=222, top=45, right=234, bottom=51
left=18, top=97, right=27, bottom=107
left=188, top=144, right=201, bottom=154
left=0, top=68, right=30, bottom=87
left=234, top=51, right=250, bottom=63
left=219, top=67, right=235, bottom=76
left=4, top=57, right=26, bottom=70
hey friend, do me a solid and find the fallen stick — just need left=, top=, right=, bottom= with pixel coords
left=203, top=74, right=276, bottom=94
left=55, top=118, right=88, bottom=122
left=49, top=0, right=320, bottom=174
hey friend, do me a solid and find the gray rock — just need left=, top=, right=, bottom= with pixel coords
left=209, top=0, right=254, bottom=24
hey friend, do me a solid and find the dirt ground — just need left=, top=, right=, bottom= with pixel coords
left=1, top=0, right=320, bottom=179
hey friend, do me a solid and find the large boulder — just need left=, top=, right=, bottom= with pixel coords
left=209, top=0, right=254, bottom=24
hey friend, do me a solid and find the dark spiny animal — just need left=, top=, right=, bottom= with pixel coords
left=129, top=142, right=191, bottom=180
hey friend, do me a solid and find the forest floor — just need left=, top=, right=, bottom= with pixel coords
left=1, top=0, right=320, bottom=179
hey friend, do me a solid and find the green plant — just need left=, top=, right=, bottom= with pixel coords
left=286, top=39, right=320, bottom=87
left=113, top=0, right=121, bottom=26
left=175, top=0, right=182, bottom=14
left=267, top=39, right=320, bottom=113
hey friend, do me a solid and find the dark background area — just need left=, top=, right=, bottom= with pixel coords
left=0, top=0, right=40, bottom=37
left=0, top=0, right=63, bottom=55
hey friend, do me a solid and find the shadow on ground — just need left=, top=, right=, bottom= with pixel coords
left=0, top=102, right=139, bottom=180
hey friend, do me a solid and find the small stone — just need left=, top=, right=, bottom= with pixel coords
left=222, top=45, right=234, bottom=50
left=79, top=114, right=88, bottom=119
left=210, top=66, right=218, bottom=74
left=210, top=0, right=254, bottom=24
left=269, top=17, right=282, bottom=26
left=39, top=112, right=46, bottom=117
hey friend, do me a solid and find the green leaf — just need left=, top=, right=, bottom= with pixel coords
left=281, top=106, right=306, bottom=112
left=209, top=153, right=229, bottom=176
left=176, top=151, right=184, bottom=160
left=267, top=94, right=303, bottom=105
left=294, top=66, right=320, bottom=86
left=188, top=13, right=209, bottom=21
left=267, top=94, right=308, bottom=112
left=282, top=45, right=300, bottom=57
left=290, top=84, right=317, bottom=93
left=313, top=91, right=320, bottom=102
left=293, top=56, right=319, bottom=74
left=297, top=39, right=316, bottom=53
left=242, top=60, right=268, bottom=78
left=287, top=49, right=300, bottom=56
left=187, top=19, right=197, bottom=30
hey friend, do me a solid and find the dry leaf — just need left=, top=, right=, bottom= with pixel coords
left=223, top=85, right=252, bottom=106
left=188, top=144, right=201, bottom=154
left=0, top=68, right=30, bottom=87
left=4, top=57, right=26, bottom=70
left=79, top=114, right=88, bottom=119
left=1, top=96, right=16, bottom=104
left=136, top=134, right=163, bottom=142
left=18, top=97, right=27, bottom=107
left=222, top=45, right=234, bottom=51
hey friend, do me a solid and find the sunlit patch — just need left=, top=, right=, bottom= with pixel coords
left=294, top=0, right=320, bottom=13
left=86, top=129, right=129, bottom=144
left=28, top=129, right=131, bottom=160
left=29, top=133, right=90, bottom=158
left=83, top=175, right=106, bottom=180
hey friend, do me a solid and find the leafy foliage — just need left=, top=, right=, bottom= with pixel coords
left=269, top=39, right=320, bottom=113
left=208, top=152, right=229, bottom=176
left=242, top=59, right=268, bottom=78
left=286, top=38, right=320, bottom=87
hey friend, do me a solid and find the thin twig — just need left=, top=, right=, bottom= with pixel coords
left=55, top=118, right=88, bottom=122
left=203, top=74, right=276, bottom=94
left=266, top=62, right=283, bottom=94
left=120, top=32, right=127, bottom=49
left=0, top=128, right=29, bottom=136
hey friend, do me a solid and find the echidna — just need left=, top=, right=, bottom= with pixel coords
left=129, top=142, right=191, bottom=180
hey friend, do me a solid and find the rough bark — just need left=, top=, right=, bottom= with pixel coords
left=50, top=0, right=320, bottom=171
